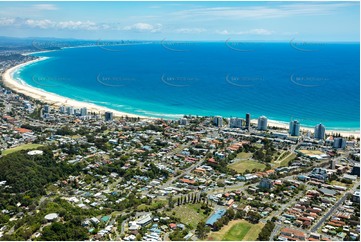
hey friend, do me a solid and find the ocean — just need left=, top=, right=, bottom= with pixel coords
left=14, top=42, right=360, bottom=130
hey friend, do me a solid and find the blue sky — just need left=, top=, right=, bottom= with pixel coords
left=0, top=1, right=359, bottom=41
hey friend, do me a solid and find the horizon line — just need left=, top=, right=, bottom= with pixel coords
left=0, top=36, right=360, bottom=44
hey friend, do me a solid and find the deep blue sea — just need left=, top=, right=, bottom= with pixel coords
left=14, top=42, right=360, bottom=130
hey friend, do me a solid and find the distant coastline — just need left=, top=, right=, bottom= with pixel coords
left=2, top=54, right=360, bottom=138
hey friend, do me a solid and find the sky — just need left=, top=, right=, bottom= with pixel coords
left=0, top=1, right=359, bottom=41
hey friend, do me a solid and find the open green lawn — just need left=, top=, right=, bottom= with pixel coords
left=236, top=152, right=253, bottom=159
left=279, top=153, right=297, bottom=166
left=2, top=144, right=43, bottom=156
left=137, top=200, right=166, bottom=212
left=207, top=220, right=264, bottom=241
left=228, top=159, right=265, bottom=173
left=273, top=152, right=297, bottom=167
left=166, top=203, right=207, bottom=229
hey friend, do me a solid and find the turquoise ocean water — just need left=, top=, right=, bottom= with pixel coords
left=13, top=42, right=360, bottom=130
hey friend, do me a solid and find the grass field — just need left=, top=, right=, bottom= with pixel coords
left=2, top=144, right=43, bottom=156
left=228, top=159, right=266, bottom=173
left=273, top=151, right=297, bottom=167
left=137, top=200, right=167, bottom=212
left=166, top=203, right=207, bottom=228
left=207, top=219, right=264, bottom=241
left=236, top=152, right=253, bottom=159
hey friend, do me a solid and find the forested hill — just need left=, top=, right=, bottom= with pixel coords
left=0, top=147, right=83, bottom=197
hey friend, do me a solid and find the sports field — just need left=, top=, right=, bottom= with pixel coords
left=207, top=219, right=264, bottom=241
left=228, top=160, right=265, bottom=173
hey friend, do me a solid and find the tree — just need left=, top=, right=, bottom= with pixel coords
left=168, top=195, right=174, bottom=209
left=196, top=221, right=209, bottom=239
left=226, top=209, right=235, bottom=220
left=257, top=220, right=275, bottom=241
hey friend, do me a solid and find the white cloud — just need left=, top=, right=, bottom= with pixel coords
left=216, top=30, right=230, bottom=35
left=25, top=19, right=54, bottom=29
left=0, top=17, right=15, bottom=26
left=247, top=29, right=273, bottom=35
left=0, top=18, right=101, bottom=31
left=57, top=21, right=99, bottom=30
left=175, top=28, right=206, bottom=34
left=32, top=4, right=58, bottom=11
left=172, top=3, right=354, bottom=20
left=123, top=23, right=162, bottom=33
left=217, top=28, right=274, bottom=36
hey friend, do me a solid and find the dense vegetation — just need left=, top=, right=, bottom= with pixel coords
left=253, top=138, right=276, bottom=163
left=0, top=147, right=83, bottom=197
left=40, top=221, right=88, bottom=241
left=257, top=220, right=275, bottom=241
left=0, top=197, right=101, bottom=241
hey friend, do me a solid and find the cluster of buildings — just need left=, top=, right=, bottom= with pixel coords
left=212, top=113, right=338, bottom=147
left=43, top=105, right=113, bottom=122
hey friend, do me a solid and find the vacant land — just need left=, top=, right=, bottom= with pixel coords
left=298, top=150, right=324, bottom=156
left=166, top=203, right=207, bottom=228
left=2, top=144, right=43, bottom=155
left=207, top=219, right=264, bottom=241
left=228, top=159, right=265, bottom=173
left=330, top=180, right=351, bottom=188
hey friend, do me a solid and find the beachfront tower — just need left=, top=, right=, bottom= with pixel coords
left=59, top=106, right=66, bottom=114
left=178, top=118, right=188, bottom=125
left=213, top=116, right=223, bottom=127
left=289, top=120, right=300, bottom=136
left=314, top=123, right=326, bottom=140
left=230, top=117, right=244, bottom=128
left=257, top=116, right=268, bottom=131
left=333, top=138, right=346, bottom=149
left=43, top=105, right=50, bottom=114
left=66, top=106, right=74, bottom=115
left=105, top=111, right=113, bottom=121
left=80, top=107, right=87, bottom=117
left=246, top=113, right=251, bottom=130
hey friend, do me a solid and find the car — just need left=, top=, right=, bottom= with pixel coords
left=284, top=220, right=291, bottom=224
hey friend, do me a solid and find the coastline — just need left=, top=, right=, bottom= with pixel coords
left=1, top=57, right=359, bottom=138
left=2, top=58, right=147, bottom=119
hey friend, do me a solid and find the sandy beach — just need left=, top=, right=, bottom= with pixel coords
left=2, top=58, right=359, bottom=138
left=2, top=57, right=147, bottom=119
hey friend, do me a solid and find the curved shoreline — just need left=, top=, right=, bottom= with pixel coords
left=1, top=57, right=360, bottom=138
left=2, top=58, right=148, bottom=119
